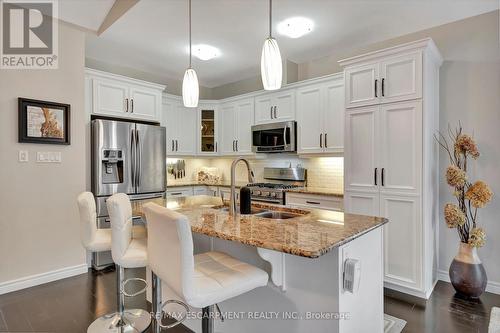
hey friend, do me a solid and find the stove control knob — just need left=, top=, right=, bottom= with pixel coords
left=252, top=190, right=261, bottom=196
left=261, top=191, right=270, bottom=197
left=270, top=192, right=277, bottom=198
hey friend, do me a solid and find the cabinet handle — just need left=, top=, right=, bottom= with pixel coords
left=274, top=106, right=277, bottom=119
left=131, top=99, right=134, bottom=113
left=171, top=140, right=175, bottom=152
left=374, top=168, right=378, bottom=186
left=232, top=140, right=235, bottom=152
left=374, top=79, right=378, bottom=98
left=381, top=168, right=385, bottom=186
left=235, top=140, right=238, bottom=152
left=270, top=106, right=273, bottom=119
left=215, top=142, right=218, bottom=152
left=125, top=98, right=129, bottom=112
left=175, top=140, right=178, bottom=152
left=381, top=78, right=385, bottom=97
left=324, top=133, right=328, bottom=148
left=306, top=201, right=321, bottom=205
left=320, top=133, right=323, bottom=148
left=170, top=192, right=183, bottom=196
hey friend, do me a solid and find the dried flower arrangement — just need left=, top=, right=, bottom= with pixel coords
left=436, top=125, right=493, bottom=248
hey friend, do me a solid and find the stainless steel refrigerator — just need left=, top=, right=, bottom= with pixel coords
left=91, top=119, right=166, bottom=269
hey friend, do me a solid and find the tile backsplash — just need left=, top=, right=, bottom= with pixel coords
left=167, top=156, right=343, bottom=193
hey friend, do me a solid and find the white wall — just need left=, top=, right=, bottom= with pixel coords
left=0, top=22, right=87, bottom=287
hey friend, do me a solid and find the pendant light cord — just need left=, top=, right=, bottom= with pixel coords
left=189, top=0, right=192, bottom=68
left=269, top=0, right=272, bottom=38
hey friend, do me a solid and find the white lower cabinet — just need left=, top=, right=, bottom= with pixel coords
left=344, top=191, right=379, bottom=217
left=381, top=194, right=421, bottom=290
left=286, top=192, right=343, bottom=211
left=166, top=187, right=194, bottom=197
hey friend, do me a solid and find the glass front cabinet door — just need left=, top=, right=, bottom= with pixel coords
left=198, top=105, right=219, bottom=155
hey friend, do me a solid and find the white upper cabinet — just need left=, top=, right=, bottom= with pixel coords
left=296, top=84, right=323, bottom=154
left=163, top=98, right=197, bottom=156
left=220, top=98, right=254, bottom=155
left=129, top=86, right=161, bottom=121
left=344, top=63, right=379, bottom=108
left=254, top=90, right=295, bottom=124
left=380, top=52, right=422, bottom=104
left=343, top=51, right=422, bottom=109
left=219, top=103, right=236, bottom=155
left=234, top=99, right=254, bottom=154
left=87, top=69, right=164, bottom=122
left=197, top=103, right=219, bottom=156
left=297, top=76, right=344, bottom=155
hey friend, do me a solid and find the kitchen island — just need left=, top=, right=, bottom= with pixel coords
left=134, top=195, right=388, bottom=333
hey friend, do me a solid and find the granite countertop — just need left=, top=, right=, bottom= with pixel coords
left=285, top=187, right=344, bottom=198
left=133, top=195, right=387, bottom=259
left=166, top=181, right=247, bottom=188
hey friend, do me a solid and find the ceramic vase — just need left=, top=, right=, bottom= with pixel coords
left=449, top=242, right=487, bottom=298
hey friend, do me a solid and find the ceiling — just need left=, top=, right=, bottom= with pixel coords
left=83, top=0, right=499, bottom=88
left=59, top=0, right=115, bottom=31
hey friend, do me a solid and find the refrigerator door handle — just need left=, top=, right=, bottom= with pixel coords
left=130, top=128, right=136, bottom=188
left=136, top=129, right=141, bottom=188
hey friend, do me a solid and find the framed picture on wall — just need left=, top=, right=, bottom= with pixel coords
left=18, top=98, right=70, bottom=145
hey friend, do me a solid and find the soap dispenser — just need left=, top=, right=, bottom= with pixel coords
left=239, top=186, right=252, bottom=214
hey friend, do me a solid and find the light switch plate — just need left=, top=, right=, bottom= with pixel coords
left=18, top=150, right=28, bottom=162
left=37, top=152, right=62, bottom=163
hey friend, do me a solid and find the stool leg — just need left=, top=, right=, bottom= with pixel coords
left=202, top=306, right=214, bottom=333
left=87, top=265, right=151, bottom=333
left=152, top=272, right=162, bottom=333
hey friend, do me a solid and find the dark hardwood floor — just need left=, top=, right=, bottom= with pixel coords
left=0, top=267, right=497, bottom=332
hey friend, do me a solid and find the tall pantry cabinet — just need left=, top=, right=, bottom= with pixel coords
left=340, top=39, right=443, bottom=299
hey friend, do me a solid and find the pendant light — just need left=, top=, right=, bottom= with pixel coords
left=260, top=0, right=282, bottom=91
left=182, top=0, right=199, bottom=108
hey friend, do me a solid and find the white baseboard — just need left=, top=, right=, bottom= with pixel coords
left=384, top=281, right=435, bottom=299
left=437, top=269, right=500, bottom=295
left=0, top=264, right=88, bottom=295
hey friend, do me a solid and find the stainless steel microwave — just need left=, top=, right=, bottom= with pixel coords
left=251, top=121, right=296, bottom=153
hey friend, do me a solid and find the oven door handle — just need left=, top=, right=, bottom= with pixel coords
left=283, top=126, right=287, bottom=146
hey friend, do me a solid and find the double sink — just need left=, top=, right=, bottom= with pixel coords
left=216, top=206, right=307, bottom=220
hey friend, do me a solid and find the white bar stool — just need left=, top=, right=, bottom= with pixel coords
left=87, top=193, right=151, bottom=333
left=144, top=202, right=269, bottom=333
left=77, top=192, right=147, bottom=270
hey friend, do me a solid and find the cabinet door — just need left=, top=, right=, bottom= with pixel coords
left=129, top=86, right=160, bottom=121
left=345, top=63, right=380, bottom=108
left=379, top=101, right=422, bottom=195
left=198, top=106, right=218, bottom=155
left=92, top=78, right=129, bottom=116
left=235, top=98, right=254, bottom=154
left=380, top=194, right=421, bottom=290
left=344, top=106, right=379, bottom=192
left=175, top=105, right=197, bottom=155
left=163, top=100, right=177, bottom=154
left=273, top=90, right=295, bottom=122
left=296, top=84, right=324, bottom=154
left=380, top=52, right=422, bottom=104
left=344, top=191, right=380, bottom=217
left=219, top=103, right=236, bottom=155
left=323, top=80, right=344, bottom=153
left=254, top=95, right=273, bottom=124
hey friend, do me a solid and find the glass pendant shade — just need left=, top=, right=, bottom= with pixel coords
left=261, top=37, right=282, bottom=90
left=182, top=68, right=199, bottom=108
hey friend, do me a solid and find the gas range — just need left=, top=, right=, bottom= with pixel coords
left=246, top=167, right=306, bottom=205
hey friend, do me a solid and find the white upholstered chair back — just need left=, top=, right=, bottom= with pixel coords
left=144, top=203, right=195, bottom=303
left=107, top=193, right=133, bottom=266
left=77, top=192, right=97, bottom=250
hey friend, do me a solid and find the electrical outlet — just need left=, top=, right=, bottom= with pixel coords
left=18, top=150, right=28, bottom=162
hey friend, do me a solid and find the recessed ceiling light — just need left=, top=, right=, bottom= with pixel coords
left=191, top=44, right=221, bottom=61
left=277, top=17, right=314, bottom=39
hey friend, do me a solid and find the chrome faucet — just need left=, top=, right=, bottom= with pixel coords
left=229, top=158, right=255, bottom=215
